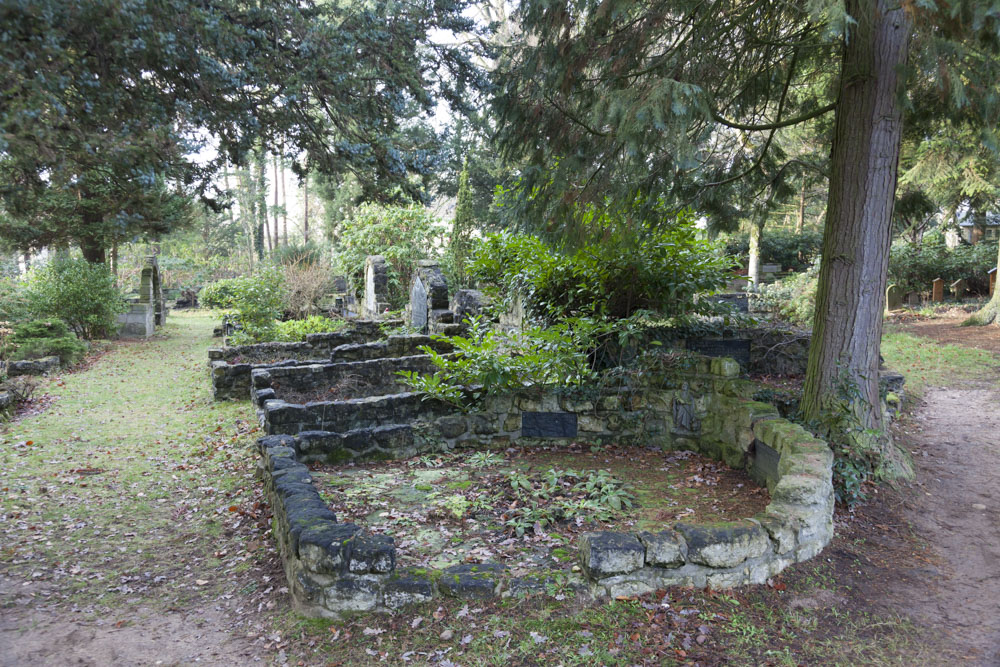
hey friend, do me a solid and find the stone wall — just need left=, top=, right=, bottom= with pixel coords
left=207, top=321, right=397, bottom=401
left=255, top=356, right=834, bottom=617
left=251, top=355, right=443, bottom=428
left=6, top=356, right=61, bottom=377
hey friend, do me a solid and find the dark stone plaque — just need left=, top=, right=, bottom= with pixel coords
left=711, top=293, right=749, bottom=313
left=686, top=338, right=751, bottom=368
left=749, top=439, right=780, bottom=486
left=521, top=412, right=578, bottom=438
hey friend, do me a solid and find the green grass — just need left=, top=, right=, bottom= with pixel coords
left=0, top=310, right=263, bottom=611
left=881, top=328, right=1000, bottom=398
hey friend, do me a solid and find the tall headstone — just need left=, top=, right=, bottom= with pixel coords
left=931, top=277, right=944, bottom=302
left=905, top=291, right=921, bottom=307
left=990, top=267, right=997, bottom=296
left=950, top=279, right=968, bottom=300
left=451, top=289, right=485, bottom=324
left=363, top=256, right=390, bottom=317
left=407, top=260, right=450, bottom=333
left=885, top=284, right=903, bottom=312
left=138, top=256, right=166, bottom=326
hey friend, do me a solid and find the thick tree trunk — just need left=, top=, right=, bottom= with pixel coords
left=747, top=219, right=763, bottom=287
left=80, top=236, right=106, bottom=264
left=962, top=239, right=1000, bottom=325
left=801, top=0, right=912, bottom=477
left=303, top=175, right=310, bottom=244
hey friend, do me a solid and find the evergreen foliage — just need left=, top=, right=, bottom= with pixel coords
left=23, top=259, right=127, bottom=339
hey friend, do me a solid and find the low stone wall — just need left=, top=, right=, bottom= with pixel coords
left=7, top=356, right=61, bottom=377
left=207, top=321, right=401, bottom=401
left=256, top=356, right=834, bottom=617
left=329, top=335, right=452, bottom=363
left=252, top=355, right=443, bottom=432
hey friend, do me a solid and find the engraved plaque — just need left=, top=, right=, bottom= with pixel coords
left=521, top=412, right=578, bottom=438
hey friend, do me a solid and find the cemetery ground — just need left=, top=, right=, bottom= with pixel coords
left=0, top=311, right=996, bottom=665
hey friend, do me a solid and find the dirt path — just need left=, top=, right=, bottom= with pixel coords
left=0, top=312, right=281, bottom=667
left=890, top=387, right=1000, bottom=665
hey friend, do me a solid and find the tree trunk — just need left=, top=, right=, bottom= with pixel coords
left=257, top=149, right=271, bottom=253
left=800, top=0, right=913, bottom=478
left=747, top=219, right=763, bottom=287
left=273, top=154, right=281, bottom=248
left=80, top=236, right=106, bottom=264
left=796, top=181, right=806, bottom=234
left=303, top=172, right=310, bottom=244
left=963, top=239, right=1000, bottom=325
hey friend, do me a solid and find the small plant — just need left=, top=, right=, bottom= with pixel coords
left=10, top=319, right=87, bottom=365
left=4, top=376, right=38, bottom=404
left=466, top=450, right=505, bottom=468
left=272, top=315, right=346, bottom=342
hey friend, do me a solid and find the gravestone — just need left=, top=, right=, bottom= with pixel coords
left=521, top=412, right=578, bottom=438
left=685, top=338, right=751, bottom=368
left=931, top=277, right=944, bottom=302
left=761, top=263, right=780, bottom=275
left=138, top=256, right=166, bottom=325
left=407, top=260, right=450, bottom=333
left=748, top=438, right=781, bottom=487
left=711, top=293, right=749, bottom=313
left=885, top=284, right=903, bottom=312
left=451, top=289, right=485, bottom=323
left=950, top=278, right=968, bottom=299
left=990, top=267, right=997, bottom=296
left=906, top=291, right=921, bottom=306
left=364, top=256, right=390, bottom=317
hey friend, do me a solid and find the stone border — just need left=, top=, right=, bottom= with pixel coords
left=256, top=356, right=834, bottom=617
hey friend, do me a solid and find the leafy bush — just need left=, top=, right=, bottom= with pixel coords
left=332, top=203, right=445, bottom=308
left=722, top=228, right=823, bottom=272
left=282, top=260, right=335, bottom=318
left=0, top=277, right=29, bottom=323
left=888, top=234, right=997, bottom=295
left=11, top=319, right=87, bottom=365
left=398, top=316, right=601, bottom=407
left=469, top=207, right=733, bottom=323
left=202, top=268, right=286, bottom=344
left=271, top=315, right=346, bottom=342
left=755, top=262, right=819, bottom=326
left=24, top=259, right=127, bottom=339
left=272, top=241, right=326, bottom=267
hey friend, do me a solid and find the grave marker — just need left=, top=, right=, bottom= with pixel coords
left=906, top=291, right=921, bottom=306
left=885, top=284, right=903, bottom=312
left=950, top=278, right=968, bottom=300
left=685, top=338, right=751, bottom=368
left=931, top=277, right=944, bottom=302
left=364, top=256, right=390, bottom=317
left=407, top=260, right=451, bottom=333
left=990, top=267, right=997, bottom=296
left=521, top=412, right=578, bottom=438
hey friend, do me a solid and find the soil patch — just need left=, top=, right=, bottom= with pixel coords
left=275, top=374, right=384, bottom=404
left=312, top=444, right=768, bottom=573
left=894, top=314, right=1000, bottom=355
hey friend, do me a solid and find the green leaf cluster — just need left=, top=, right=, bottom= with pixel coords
left=23, top=259, right=127, bottom=340
left=200, top=267, right=285, bottom=344
left=10, top=318, right=86, bottom=366
left=469, top=207, right=733, bottom=323
left=332, top=203, right=445, bottom=309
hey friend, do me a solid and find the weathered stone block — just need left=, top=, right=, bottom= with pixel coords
left=436, top=415, right=468, bottom=439
left=638, top=530, right=686, bottom=568
left=580, top=532, right=645, bottom=578
left=438, top=563, right=504, bottom=599
left=298, top=523, right=362, bottom=574
left=675, top=521, right=771, bottom=568
left=347, top=534, right=396, bottom=574
left=771, top=474, right=830, bottom=508
left=324, top=577, right=381, bottom=612
left=383, top=571, right=436, bottom=609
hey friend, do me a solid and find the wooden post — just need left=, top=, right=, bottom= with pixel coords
left=931, top=277, right=944, bottom=302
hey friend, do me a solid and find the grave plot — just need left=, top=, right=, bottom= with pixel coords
left=310, top=444, right=769, bottom=576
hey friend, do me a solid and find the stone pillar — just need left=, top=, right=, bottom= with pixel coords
left=363, top=256, right=390, bottom=318
left=931, top=277, right=944, bottom=302
left=407, top=260, right=450, bottom=334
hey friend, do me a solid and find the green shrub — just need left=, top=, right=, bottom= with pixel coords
left=469, top=207, right=734, bottom=323
left=332, top=203, right=445, bottom=308
left=272, top=315, right=346, bottom=342
left=272, top=241, right=326, bottom=267
left=722, top=228, right=823, bottom=273
left=24, top=259, right=127, bottom=339
left=10, top=319, right=87, bottom=365
left=756, top=262, right=819, bottom=327
left=888, top=233, right=997, bottom=295
left=202, top=268, right=286, bottom=344
left=0, top=277, right=29, bottom=323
